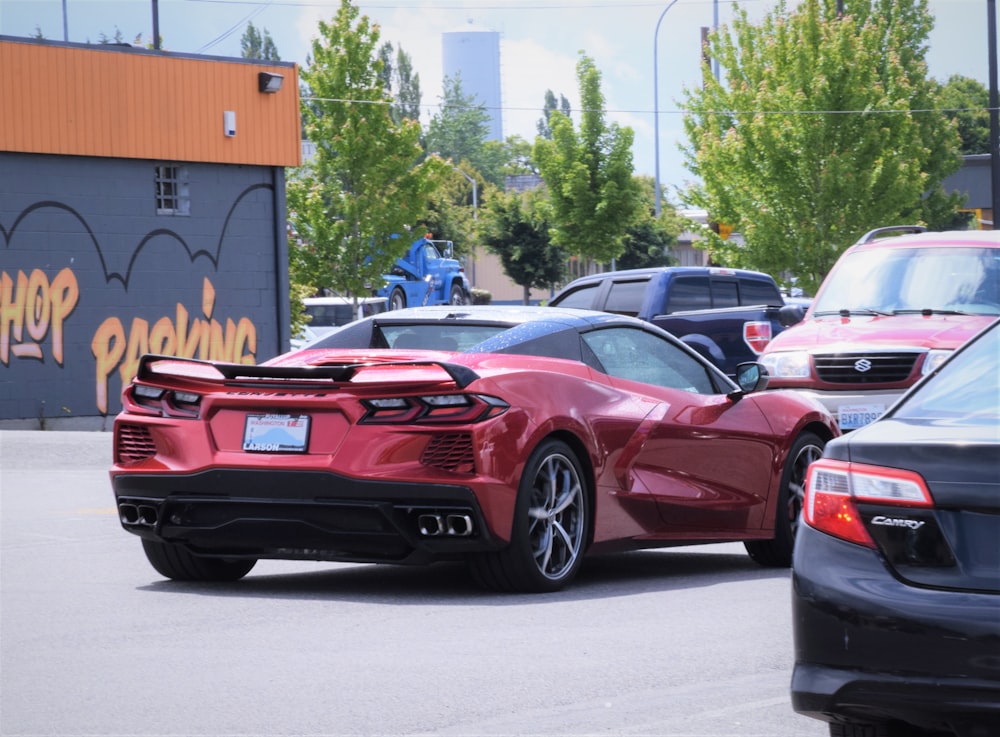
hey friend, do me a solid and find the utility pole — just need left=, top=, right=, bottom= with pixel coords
left=152, top=0, right=161, bottom=50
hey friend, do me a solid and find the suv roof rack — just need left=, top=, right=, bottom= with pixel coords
left=855, top=225, right=927, bottom=244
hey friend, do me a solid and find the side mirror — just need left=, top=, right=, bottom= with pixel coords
left=779, top=303, right=805, bottom=327
left=734, top=362, right=769, bottom=396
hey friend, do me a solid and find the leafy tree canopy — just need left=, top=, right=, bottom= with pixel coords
left=476, top=136, right=538, bottom=187
left=936, top=74, right=991, bottom=155
left=241, top=21, right=280, bottom=60
left=420, top=162, right=483, bottom=253
left=614, top=176, right=685, bottom=270
left=425, top=75, right=492, bottom=173
left=681, top=0, right=963, bottom=293
left=287, top=0, right=447, bottom=300
left=537, top=89, right=571, bottom=140
left=478, top=185, right=566, bottom=304
left=533, top=54, right=645, bottom=266
left=378, top=41, right=421, bottom=124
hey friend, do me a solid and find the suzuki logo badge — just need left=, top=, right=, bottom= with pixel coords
left=854, top=358, right=873, bottom=373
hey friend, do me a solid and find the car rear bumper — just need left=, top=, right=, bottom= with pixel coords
left=112, top=468, right=504, bottom=564
left=791, top=524, right=1000, bottom=734
left=791, top=664, right=1000, bottom=735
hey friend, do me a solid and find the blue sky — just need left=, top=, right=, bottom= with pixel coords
left=1, top=0, right=993, bottom=199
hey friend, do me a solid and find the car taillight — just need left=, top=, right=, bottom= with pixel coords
left=743, top=321, right=772, bottom=354
left=124, top=383, right=202, bottom=418
left=804, top=459, right=934, bottom=547
left=360, top=394, right=509, bottom=424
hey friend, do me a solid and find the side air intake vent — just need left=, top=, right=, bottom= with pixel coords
left=421, top=433, right=475, bottom=474
left=116, top=424, right=156, bottom=464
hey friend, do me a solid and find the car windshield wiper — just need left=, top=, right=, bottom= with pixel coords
left=813, top=307, right=893, bottom=317
left=890, top=308, right=974, bottom=316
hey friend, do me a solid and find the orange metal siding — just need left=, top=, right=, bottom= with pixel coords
left=0, top=38, right=300, bottom=167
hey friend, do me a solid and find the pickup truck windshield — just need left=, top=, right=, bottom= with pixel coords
left=811, top=247, right=1000, bottom=317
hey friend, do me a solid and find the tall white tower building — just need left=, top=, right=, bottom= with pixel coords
left=441, top=22, right=502, bottom=142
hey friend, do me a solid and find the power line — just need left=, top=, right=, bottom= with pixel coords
left=196, top=0, right=274, bottom=52
left=303, top=96, right=997, bottom=118
left=182, top=0, right=746, bottom=8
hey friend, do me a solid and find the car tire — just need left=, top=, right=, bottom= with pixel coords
left=141, top=539, right=256, bottom=582
left=745, top=431, right=825, bottom=567
left=389, top=288, right=406, bottom=311
left=449, top=284, right=467, bottom=305
left=469, top=439, right=588, bottom=593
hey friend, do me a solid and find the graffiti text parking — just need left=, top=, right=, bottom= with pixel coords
left=91, top=278, right=257, bottom=413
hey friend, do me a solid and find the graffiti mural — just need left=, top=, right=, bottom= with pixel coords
left=1, top=171, right=281, bottom=422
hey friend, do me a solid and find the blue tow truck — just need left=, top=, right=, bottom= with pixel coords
left=375, top=235, right=472, bottom=310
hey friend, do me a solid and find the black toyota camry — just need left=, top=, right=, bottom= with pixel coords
left=790, top=318, right=1000, bottom=737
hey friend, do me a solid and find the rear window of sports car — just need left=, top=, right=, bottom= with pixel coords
left=310, top=321, right=506, bottom=351
left=381, top=325, right=507, bottom=351
left=309, top=320, right=583, bottom=361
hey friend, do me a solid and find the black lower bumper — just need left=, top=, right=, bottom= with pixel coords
left=112, top=468, right=503, bottom=564
left=791, top=523, right=1000, bottom=735
left=791, top=663, right=1000, bottom=736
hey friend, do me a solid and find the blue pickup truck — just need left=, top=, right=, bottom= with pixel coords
left=548, top=266, right=793, bottom=377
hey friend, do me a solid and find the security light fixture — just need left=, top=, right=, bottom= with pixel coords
left=258, top=72, right=284, bottom=94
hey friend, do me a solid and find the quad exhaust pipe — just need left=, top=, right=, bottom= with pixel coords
left=118, top=502, right=158, bottom=528
left=417, top=513, right=474, bottom=537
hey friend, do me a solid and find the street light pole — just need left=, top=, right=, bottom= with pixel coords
left=654, top=0, right=680, bottom=218
left=454, top=166, right=478, bottom=285
left=456, top=169, right=478, bottom=220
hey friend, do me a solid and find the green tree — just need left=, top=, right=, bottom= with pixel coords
left=936, top=75, right=991, bottom=155
left=425, top=75, right=491, bottom=169
left=478, top=186, right=566, bottom=304
left=681, top=0, right=962, bottom=293
left=533, top=54, right=644, bottom=266
left=96, top=27, right=126, bottom=44
left=287, top=0, right=447, bottom=301
left=241, top=21, right=280, bottom=60
left=615, top=219, right=677, bottom=270
left=420, top=162, right=482, bottom=251
left=378, top=42, right=422, bottom=124
left=537, top=90, right=571, bottom=140
left=475, top=135, right=538, bottom=187
left=612, top=176, right=685, bottom=269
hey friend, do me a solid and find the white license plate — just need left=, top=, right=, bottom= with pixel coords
left=838, top=404, right=885, bottom=430
left=242, top=414, right=310, bottom=452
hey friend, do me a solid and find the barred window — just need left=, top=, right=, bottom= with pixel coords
left=155, top=165, right=190, bottom=215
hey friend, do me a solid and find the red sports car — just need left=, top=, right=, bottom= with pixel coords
left=110, top=306, right=839, bottom=592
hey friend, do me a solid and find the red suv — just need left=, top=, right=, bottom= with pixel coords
left=761, top=227, right=1000, bottom=430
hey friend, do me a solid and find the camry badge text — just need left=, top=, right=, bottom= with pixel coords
left=871, top=515, right=925, bottom=530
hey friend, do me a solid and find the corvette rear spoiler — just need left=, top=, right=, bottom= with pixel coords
left=135, top=354, right=481, bottom=389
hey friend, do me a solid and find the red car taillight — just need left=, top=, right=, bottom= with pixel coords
left=360, top=393, right=509, bottom=425
left=804, top=459, right=934, bottom=547
left=743, top=321, right=772, bottom=354
left=124, top=383, right=202, bottom=418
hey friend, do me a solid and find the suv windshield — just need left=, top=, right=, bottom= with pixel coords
left=811, top=247, right=1000, bottom=316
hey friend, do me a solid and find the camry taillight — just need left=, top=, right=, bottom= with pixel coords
left=804, top=459, right=934, bottom=547
left=360, top=394, right=509, bottom=424
left=743, top=321, right=772, bottom=354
